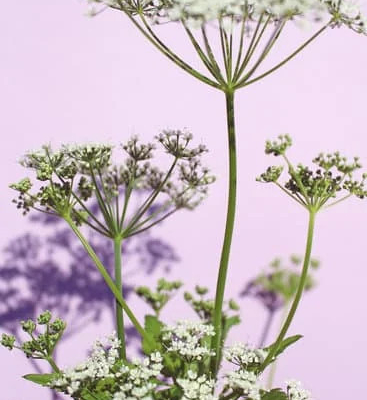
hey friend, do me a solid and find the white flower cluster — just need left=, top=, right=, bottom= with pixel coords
left=112, top=352, right=163, bottom=400
left=88, top=0, right=367, bottom=34
left=286, top=380, right=312, bottom=400
left=224, top=342, right=268, bottom=367
left=224, top=369, right=261, bottom=400
left=50, top=332, right=163, bottom=399
left=51, top=332, right=120, bottom=395
left=326, top=0, right=367, bottom=33
left=162, top=320, right=215, bottom=361
left=177, top=370, right=217, bottom=400
left=164, top=0, right=325, bottom=25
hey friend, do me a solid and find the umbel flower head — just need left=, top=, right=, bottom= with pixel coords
left=257, top=134, right=367, bottom=212
left=86, top=0, right=367, bottom=91
left=21, top=323, right=311, bottom=400
left=10, top=129, right=215, bottom=239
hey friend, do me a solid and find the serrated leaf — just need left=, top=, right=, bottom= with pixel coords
left=261, top=388, right=288, bottom=400
left=265, top=334, right=302, bottom=360
left=142, top=315, right=163, bottom=354
left=23, top=373, right=58, bottom=386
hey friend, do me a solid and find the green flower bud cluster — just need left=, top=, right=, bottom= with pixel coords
left=184, top=286, right=240, bottom=342
left=258, top=135, right=367, bottom=211
left=10, top=130, right=214, bottom=239
left=9, top=177, right=32, bottom=193
left=265, top=134, right=292, bottom=156
left=136, top=278, right=183, bottom=316
left=1, top=334, right=16, bottom=350
left=256, top=166, right=284, bottom=183
left=255, top=255, right=319, bottom=304
left=1, top=311, right=65, bottom=364
left=66, top=143, right=113, bottom=171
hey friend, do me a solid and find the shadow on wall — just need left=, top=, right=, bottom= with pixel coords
left=240, top=278, right=284, bottom=347
left=0, top=213, right=178, bottom=399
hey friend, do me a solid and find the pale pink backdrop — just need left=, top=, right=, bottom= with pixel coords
left=1, top=1, right=367, bottom=399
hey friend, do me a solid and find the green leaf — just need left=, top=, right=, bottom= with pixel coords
left=162, top=353, right=182, bottom=377
left=156, top=385, right=183, bottom=400
left=81, top=389, right=111, bottom=400
left=142, top=315, right=163, bottom=354
left=265, top=334, right=302, bottom=360
left=261, top=388, right=288, bottom=400
left=23, top=373, right=58, bottom=387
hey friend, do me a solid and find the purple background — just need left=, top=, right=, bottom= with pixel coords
left=1, top=1, right=367, bottom=399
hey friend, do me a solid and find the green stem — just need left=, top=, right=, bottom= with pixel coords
left=211, top=90, right=237, bottom=374
left=114, top=237, right=126, bottom=360
left=260, top=210, right=316, bottom=373
left=46, top=357, right=60, bottom=373
left=64, top=216, right=149, bottom=343
left=266, top=305, right=288, bottom=389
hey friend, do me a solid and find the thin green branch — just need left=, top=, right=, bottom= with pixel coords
left=274, top=181, right=307, bottom=208
left=89, top=167, right=115, bottom=229
left=114, top=237, right=126, bottom=360
left=73, top=210, right=112, bottom=238
left=98, top=169, right=116, bottom=227
left=182, top=22, right=223, bottom=83
left=201, top=26, right=226, bottom=85
left=219, top=19, right=232, bottom=83
left=283, top=155, right=311, bottom=205
left=259, top=210, right=316, bottom=373
left=233, top=13, right=269, bottom=83
left=237, top=18, right=287, bottom=86
left=124, top=200, right=172, bottom=236
left=322, top=193, right=352, bottom=209
left=120, top=182, right=134, bottom=230
left=233, top=15, right=247, bottom=80
left=71, top=190, right=111, bottom=235
left=65, top=217, right=149, bottom=343
left=137, top=11, right=221, bottom=89
left=126, top=208, right=178, bottom=238
left=124, top=157, right=178, bottom=232
left=237, top=23, right=329, bottom=88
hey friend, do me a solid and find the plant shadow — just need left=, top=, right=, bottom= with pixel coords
left=0, top=213, right=179, bottom=399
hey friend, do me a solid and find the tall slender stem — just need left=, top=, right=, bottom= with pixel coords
left=266, top=305, right=288, bottom=388
left=64, top=216, right=150, bottom=343
left=260, top=210, right=316, bottom=373
left=114, top=237, right=126, bottom=360
left=211, top=90, right=237, bottom=374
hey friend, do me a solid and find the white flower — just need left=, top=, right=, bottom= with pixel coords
left=286, top=380, right=312, bottom=400
left=224, top=342, right=268, bottom=367
left=162, top=320, right=215, bottom=361
left=177, top=370, right=217, bottom=400
left=224, top=369, right=261, bottom=400
left=50, top=332, right=163, bottom=399
left=88, top=0, right=367, bottom=35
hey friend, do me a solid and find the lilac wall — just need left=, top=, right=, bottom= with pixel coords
left=1, top=1, right=367, bottom=399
